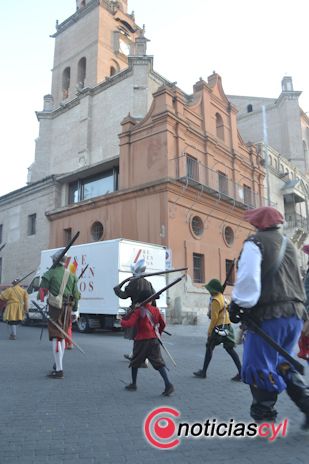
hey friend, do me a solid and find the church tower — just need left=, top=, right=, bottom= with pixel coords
left=51, top=0, right=138, bottom=106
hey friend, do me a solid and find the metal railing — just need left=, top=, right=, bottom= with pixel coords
left=169, top=154, right=272, bottom=209
left=285, top=213, right=309, bottom=231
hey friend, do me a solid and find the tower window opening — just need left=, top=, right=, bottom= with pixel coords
left=247, top=104, right=253, bottom=113
left=62, top=67, right=71, bottom=99
left=77, top=57, right=86, bottom=89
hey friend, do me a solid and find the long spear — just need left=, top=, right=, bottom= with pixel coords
left=118, top=267, right=188, bottom=288
left=50, top=231, right=80, bottom=270
left=221, top=259, right=236, bottom=293
left=12, top=270, right=36, bottom=286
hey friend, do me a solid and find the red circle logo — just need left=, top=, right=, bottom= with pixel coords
left=144, top=407, right=180, bottom=449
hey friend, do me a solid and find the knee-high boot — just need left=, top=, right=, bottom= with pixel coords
left=249, top=385, right=278, bottom=421
left=279, top=364, right=309, bottom=419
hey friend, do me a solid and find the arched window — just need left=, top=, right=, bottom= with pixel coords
left=247, top=104, right=253, bottom=113
left=62, top=67, right=71, bottom=99
left=216, top=113, right=224, bottom=141
left=77, top=57, right=86, bottom=88
left=110, top=60, right=120, bottom=76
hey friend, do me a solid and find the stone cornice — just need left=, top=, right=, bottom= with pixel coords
left=0, top=176, right=57, bottom=205
left=51, top=0, right=100, bottom=38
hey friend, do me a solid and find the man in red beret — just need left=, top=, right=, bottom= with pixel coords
left=229, top=206, right=309, bottom=430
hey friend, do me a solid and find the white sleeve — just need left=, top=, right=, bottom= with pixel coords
left=232, top=240, right=262, bottom=308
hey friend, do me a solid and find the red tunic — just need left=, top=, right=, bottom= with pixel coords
left=121, top=303, right=165, bottom=340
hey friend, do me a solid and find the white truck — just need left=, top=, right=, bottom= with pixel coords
left=27, top=239, right=168, bottom=332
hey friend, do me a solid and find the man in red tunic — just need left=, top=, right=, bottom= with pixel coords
left=121, top=289, right=174, bottom=396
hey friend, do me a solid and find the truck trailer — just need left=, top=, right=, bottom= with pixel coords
left=27, top=239, right=168, bottom=332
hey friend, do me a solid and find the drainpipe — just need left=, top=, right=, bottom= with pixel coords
left=262, top=106, right=271, bottom=206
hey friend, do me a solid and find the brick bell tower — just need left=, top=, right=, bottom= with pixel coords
left=50, top=0, right=139, bottom=107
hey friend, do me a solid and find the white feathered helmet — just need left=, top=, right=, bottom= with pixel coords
left=131, top=258, right=146, bottom=276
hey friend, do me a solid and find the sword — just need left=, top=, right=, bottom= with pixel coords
left=118, top=267, right=188, bottom=288
left=77, top=264, right=89, bottom=281
left=31, top=300, right=86, bottom=355
left=158, top=337, right=177, bottom=367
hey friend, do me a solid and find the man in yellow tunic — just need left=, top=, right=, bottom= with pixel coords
left=193, top=279, right=242, bottom=380
left=0, top=279, right=29, bottom=340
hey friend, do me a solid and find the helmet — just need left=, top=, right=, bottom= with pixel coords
left=130, top=258, right=146, bottom=276
left=52, top=249, right=67, bottom=264
left=11, top=278, right=20, bottom=286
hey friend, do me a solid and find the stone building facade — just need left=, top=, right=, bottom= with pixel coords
left=0, top=0, right=268, bottom=322
left=45, top=74, right=265, bottom=321
left=0, top=0, right=169, bottom=284
left=228, top=76, right=309, bottom=174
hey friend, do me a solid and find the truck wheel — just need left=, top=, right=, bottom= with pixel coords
left=76, top=315, right=93, bottom=333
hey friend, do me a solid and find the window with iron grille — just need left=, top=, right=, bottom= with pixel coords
left=218, top=171, right=228, bottom=196
left=186, top=155, right=199, bottom=181
left=225, top=259, right=235, bottom=286
left=27, top=214, right=36, bottom=236
left=193, top=253, right=205, bottom=283
left=243, top=184, right=253, bottom=206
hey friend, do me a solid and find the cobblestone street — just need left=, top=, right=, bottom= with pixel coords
left=0, top=321, right=308, bottom=464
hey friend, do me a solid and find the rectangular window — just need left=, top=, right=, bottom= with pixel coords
left=27, top=214, right=36, bottom=236
left=186, top=155, right=199, bottom=181
left=64, top=228, right=72, bottom=244
left=243, top=184, right=252, bottom=206
left=68, top=168, right=119, bottom=204
left=225, top=259, right=235, bottom=286
left=218, top=171, right=228, bottom=196
left=0, top=224, right=2, bottom=243
left=193, top=253, right=205, bottom=283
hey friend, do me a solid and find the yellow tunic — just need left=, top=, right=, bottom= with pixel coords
left=0, top=285, right=29, bottom=322
left=208, top=292, right=231, bottom=336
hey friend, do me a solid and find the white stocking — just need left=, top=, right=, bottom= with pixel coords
left=60, top=339, right=65, bottom=370
left=52, top=339, right=62, bottom=371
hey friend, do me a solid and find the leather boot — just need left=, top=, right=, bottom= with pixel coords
left=250, top=385, right=278, bottom=421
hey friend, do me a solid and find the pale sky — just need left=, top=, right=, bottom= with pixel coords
left=1, top=0, right=308, bottom=197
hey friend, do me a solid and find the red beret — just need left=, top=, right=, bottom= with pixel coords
left=303, top=245, right=309, bottom=255
left=244, top=206, right=284, bottom=230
